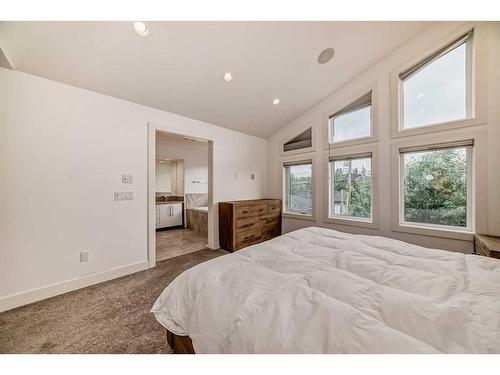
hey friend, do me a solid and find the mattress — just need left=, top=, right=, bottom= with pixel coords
left=151, top=227, right=500, bottom=353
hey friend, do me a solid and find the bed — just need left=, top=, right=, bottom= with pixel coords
left=151, top=227, right=500, bottom=353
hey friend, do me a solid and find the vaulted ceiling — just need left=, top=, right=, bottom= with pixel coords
left=0, top=21, right=431, bottom=138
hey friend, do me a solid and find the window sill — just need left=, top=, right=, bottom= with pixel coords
left=280, top=146, right=315, bottom=157
left=324, top=216, right=379, bottom=230
left=392, top=223, right=474, bottom=241
left=282, top=212, right=315, bottom=222
left=392, top=116, right=486, bottom=139
left=326, top=135, right=377, bottom=150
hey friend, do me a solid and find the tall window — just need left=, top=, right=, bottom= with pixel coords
left=329, top=153, right=372, bottom=221
left=400, top=30, right=473, bottom=130
left=283, top=160, right=313, bottom=215
left=329, top=92, right=372, bottom=144
left=400, top=141, right=473, bottom=231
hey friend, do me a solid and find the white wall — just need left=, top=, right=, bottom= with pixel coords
left=0, top=67, right=267, bottom=312
left=267, top=21, right=500, bottom=253
left=156, top=135, right=209, bottom=195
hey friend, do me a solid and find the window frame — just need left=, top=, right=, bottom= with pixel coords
left=283, top=127, right=313, bottom=154
left=281, top=155, right=315, bottom=220
left=324, top=83, right=379, bottom=149
left=391, top=23, right=487, bottom=138
left=398, top=141, right=473, bottom=234
left=324, top=145, right=379, bottom=229
left=390, top=130, right=486, bottom=241
left=280, top=125, right=315, bottom=157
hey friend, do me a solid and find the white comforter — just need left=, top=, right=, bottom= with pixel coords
left=151, top=227, right=500, bottom=353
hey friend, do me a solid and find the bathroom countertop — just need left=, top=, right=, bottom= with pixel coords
left=156, top=201, right=184, bottom=205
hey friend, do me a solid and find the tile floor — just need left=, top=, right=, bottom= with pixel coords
left=156, top=228, right=208, bottom=261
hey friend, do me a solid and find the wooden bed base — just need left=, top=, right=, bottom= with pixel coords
left=167, top=329, right=196, bottom=354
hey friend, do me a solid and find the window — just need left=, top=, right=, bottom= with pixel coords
left=283, top=128, right=312, bottom=152
left=283, top=160, right=313, bottom=215
left=329, top=153, right=372, bottom=221
left=329, top=92, right=372, bottom=144
left=399, top=140, right=473, bottom=231
left=400, top=30, right=473, bottom=130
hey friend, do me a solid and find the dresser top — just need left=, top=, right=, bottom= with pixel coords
left=221, top=199, right=281, bottom=205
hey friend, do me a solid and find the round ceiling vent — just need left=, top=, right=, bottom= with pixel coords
left=317, top=48, right=335, bottom=64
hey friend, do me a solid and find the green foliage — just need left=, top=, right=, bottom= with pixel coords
left=289, top=173, right=312, bottom=212
left=290, top=175, right=312, bottom=195
left=333, top=161, right=371, bottom=219
left=403, top=149, right=467, bottom=227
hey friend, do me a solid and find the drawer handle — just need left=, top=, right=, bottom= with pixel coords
left=241, top=223, right=253, bottom=228
left=244, top=234, right=257, bottom=240
left=242, top=210, right=249, bottom=214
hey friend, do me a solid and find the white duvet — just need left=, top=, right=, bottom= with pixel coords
left=151, top=227, right=500, bottom=353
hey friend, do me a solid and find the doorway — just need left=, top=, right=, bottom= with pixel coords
left=148, top=124, right=215, bottom=267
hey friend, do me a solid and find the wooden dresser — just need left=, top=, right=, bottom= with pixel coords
left=475, top=234, right=500, bottom=259
left=219, top=199, right=282, bottom=252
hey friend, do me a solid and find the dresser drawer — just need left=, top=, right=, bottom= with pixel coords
left=475, top=240, right=490, bottom=257
left=474, top=234, right=500, bottom=259
left=261, top=223, right=280, bottom=239
left=268, top=203, right=281, bottom=215
left=235, top=205, right=253, bottom=218
left=253, top=204, right=268, bottom=216
left=236, top=228, right=261, bottom=243
left=260, top=214, right=280, bottom=226
left=236, top=217, right=259, bottom=232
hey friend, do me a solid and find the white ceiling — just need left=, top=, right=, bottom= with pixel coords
left=156, top=130, right=208, bottom=151
left=0, top=21, right=431, bottom=138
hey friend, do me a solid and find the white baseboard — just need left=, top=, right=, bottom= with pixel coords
left=0, top=261, right=149, bottom=313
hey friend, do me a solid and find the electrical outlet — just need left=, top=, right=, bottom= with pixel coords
left=80, top=251, right=90, bottom=262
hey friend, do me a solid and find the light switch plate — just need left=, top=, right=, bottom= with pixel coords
left=80, top=251, right=90, bottom=262
left=122, top=174, right=133, bottom=183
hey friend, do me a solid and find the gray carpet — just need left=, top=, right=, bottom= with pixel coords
left=0, top=248, right=228, bottom=354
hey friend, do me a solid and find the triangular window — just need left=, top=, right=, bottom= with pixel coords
left=283, top=128, right=312, bottom=152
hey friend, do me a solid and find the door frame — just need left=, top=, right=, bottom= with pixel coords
left=147, top=122, right=215, bottom=268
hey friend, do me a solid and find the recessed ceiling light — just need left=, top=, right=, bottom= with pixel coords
left=273, top=98, right=280, bottom=105
left=317, top=48, right=335, bottom=64
left=224, top=72, right=233, bottom=82
left=133, top=22, right=149, bottom=36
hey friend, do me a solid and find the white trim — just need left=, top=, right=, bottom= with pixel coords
left=391, top=129, right=487, bottom=241
left=323, top=81, right=379, bottom=149
left=282, top=212, right=316, bottom=221
left=147, top=124, right=156, bottom=268
left=324, top=144, right=380, bottom=229
left=147, top=123, right=216, bottom=269
left=0, top=261, right=149, bottom=313
left=390, top=22, right=488, bottom=138
left=280, top=152, right=316, bottom=221
left=398, top=145, right=473, bottom=234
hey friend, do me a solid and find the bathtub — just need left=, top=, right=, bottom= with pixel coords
left=186, top=206, right=208, bottom=236
left=190, top=206, right=208, bottom=213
